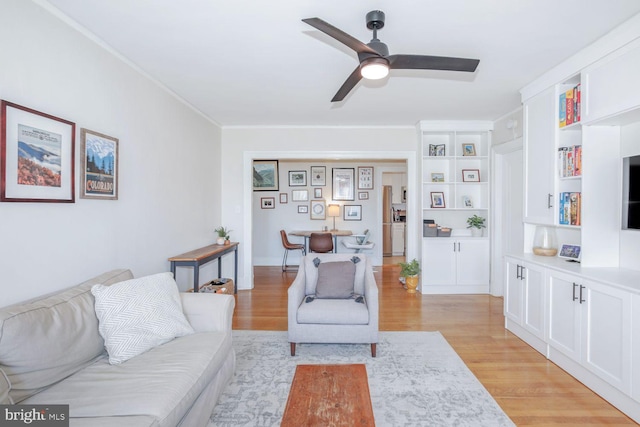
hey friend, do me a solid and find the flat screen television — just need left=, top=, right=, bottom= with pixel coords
left=623, top=154, right=640, bottom=230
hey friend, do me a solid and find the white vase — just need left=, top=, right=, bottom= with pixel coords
left=471, top=228, right=483, bottom=237
left=216, top=237, right=225, bottom=245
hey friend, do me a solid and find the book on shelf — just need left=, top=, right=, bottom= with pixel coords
left=559, top=92, right=566, bottom=128
left=559, top=83, right=581, bottom=128
left=565, top=88, right=574, bottom=126
left=558, top=192, right=581, bottom=225
left=558, top=145, right=582, bottom=177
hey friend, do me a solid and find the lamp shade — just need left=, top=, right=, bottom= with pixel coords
left=360, top=57, right=389, bottom=80
left=327, top=204, right=340, bottom=217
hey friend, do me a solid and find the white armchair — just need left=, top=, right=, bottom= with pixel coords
left=287, top=253, right=379, bottom=357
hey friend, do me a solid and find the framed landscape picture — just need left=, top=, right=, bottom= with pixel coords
left=1, top=100, right=75, bottom=202
left=80, top=128, right=118, bottom=200
left=343, top=205, right=362, bottom=221
left=288, top=170, right=307, bottom=186
left=253, top=160, right=279, bottom=191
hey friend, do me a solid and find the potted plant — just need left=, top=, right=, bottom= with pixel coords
left=399, top=258, right=420, bottom=294
left=214, top=226, right=232, bottom=245
left=466, top=214, right=486, bottom=237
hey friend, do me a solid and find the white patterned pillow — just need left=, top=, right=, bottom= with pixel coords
left=91, top=272, right=194, bottom=365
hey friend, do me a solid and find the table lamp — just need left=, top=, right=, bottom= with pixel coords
left=327, top=204, right=340, bottom=231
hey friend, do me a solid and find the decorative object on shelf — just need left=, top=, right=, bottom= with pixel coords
left=430, top=191, right=445, bottom=208
left=288, top=170, right=307, bottom=186
left=1, top=100, right=75, bottom=203
left=466, top=214, right=486, bottom=237
left=399, top=258, right=420, bottom=294
left=462, top=169, right=480, bottom=182
left=358, top=191, right=369, bottom=200
left=343, top=204, right=362, bottom=221
left=558, top=243, right=581, bottom=262
left=532, top=225, right=558, bottom=256
left=80, top=128, right=118, bottom=200
left=261, top=197, right=275, bottom=209
left=214, top=226, right=232, bottom=245
left=429, top=144, right=446, bottom=156
left=332, top=168, right=355, bottom=201
left=253, top=160, right=279, bottom=191
left=462, top=143, right=476, bottom=156
left=291, top=189, right=308, bottom=202
left=314, top=188, right=322, bottom=198
left=311, top=200, right=326, bottom=220
left=279, top=193, right=288, bottom=204
left=462, top=195, right=473, bottom=208
left=298, top=205, right=308, bottom=214
left=327, top=203, right=339, bottom=229
left=357, top=166, right=374, bottom=189
left=310, top=166, right=326, bottom=186
left=431, top=172, right=445, bottom=182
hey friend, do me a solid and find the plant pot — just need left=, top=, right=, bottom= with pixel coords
left=224, top=239, right=231, bottom=245
left=471, top=228, right=483, bottom=237
left=216, top=237, right=225, bottom=245
left=405, top=275, right=419, bottom=294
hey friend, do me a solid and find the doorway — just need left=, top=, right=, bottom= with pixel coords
left=381, top=170, right=407, bottom=265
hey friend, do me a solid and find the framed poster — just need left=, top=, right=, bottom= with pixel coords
left=291, top=189, right=308, bottom=202
left=288, top=170, right=307, bottom=186
left=279, top=193, right=288, bottom=204
left=253, top=160, right=279, bottom=191
left=343, top=205, right=362, bottom=221
left=261, top=197, right=275, bottom=209
left=310, top=166, right=326, bottom=186
left=80, top=128, right=118, bottom=200
left=332, top=168, right=355, bottom=201
left=357, top=166, right=374, bottom=190
left=310, top=200, right=326, bottom=220
left=1, top=100, right=75, bottom=202
left=314, top=188, right=322, bottom=198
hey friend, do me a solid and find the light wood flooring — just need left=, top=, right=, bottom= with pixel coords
left=233, top=265, right=637, bottom=426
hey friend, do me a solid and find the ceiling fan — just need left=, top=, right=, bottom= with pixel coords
left=302, top=10, right=480, bottom=102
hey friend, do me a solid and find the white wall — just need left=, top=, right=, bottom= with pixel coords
left=0, top=0, right=222, bottom=306
left=221, top=126, right=418, bottom=289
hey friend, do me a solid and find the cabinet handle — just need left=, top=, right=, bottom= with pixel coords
left=579, top=285, right=586, bottom=304
left=516, top=265, right=521, bottom=280
left=457, top=242, right=461, bottom=252
left=520, top=267, right=526, bottom=281
left=547, top=193, right=554, bottom=209
left=453, top=242, right=456, bottom=252
left=572, top=282, right=578, bottom=301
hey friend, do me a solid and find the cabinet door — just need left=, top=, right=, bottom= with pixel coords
left=582, top=279, right=631, bottom=393
left=456, top=240, right=489, bottom=286
left=504, top=258, right=523, bottom=324
left=392, top=224, right=405, bottom=255
left=523, top=87, right=556, bottom=225
left=633, top=294, right=640, bottom=403
left=422, top=240, right=456, bottom=286
left=523, top=263, right=546, bottom=340
left=548, top=270, right=581, bottom=362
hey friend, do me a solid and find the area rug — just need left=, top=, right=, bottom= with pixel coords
left=209, top=331, right=514, bottom=427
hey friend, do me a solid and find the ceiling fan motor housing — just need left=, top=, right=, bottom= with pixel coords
left=366, top=10, right=385, bottom=30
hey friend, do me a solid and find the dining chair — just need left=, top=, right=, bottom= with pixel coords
left=280, top=230, right=306, bottom=272
left=309, top=232, right=334, bottom=253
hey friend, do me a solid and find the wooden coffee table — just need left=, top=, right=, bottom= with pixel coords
left=281, top=364, right=375, bottom=427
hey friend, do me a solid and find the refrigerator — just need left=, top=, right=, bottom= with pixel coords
left=383, top=185, right=393, bottom=256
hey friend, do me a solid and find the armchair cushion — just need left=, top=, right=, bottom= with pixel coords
left=315, top=261, right=356, bottom=299
left=297, top=299, right=369, bottom=325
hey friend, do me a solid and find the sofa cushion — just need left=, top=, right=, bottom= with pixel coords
left=304, top=254, right=366, bottom=296
left=23, top=331, right=232, bottom=427
left=91, top=272, right=194, bottom=365
left=297, top=298, right=369, bottom=325
left=0, top=269, right=133, bottom=403
left=315, top=261, right=356, bottom=299
left=0, top=368, right=12, bottom=404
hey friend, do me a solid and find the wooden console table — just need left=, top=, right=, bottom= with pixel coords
left=168, top=242, right=238, bottom=293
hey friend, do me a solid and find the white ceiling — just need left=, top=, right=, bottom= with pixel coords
left=41, top=0, right=640, bottom=127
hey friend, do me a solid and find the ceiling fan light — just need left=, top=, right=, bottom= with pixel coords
left=360, top=58, right=389, bottom=80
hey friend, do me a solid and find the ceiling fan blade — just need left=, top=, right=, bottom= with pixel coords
left=331, top=66, right=362, bottom=102
left=302, top=17, right=380, bottom=55
left=388, top=54, right=479, bottom=72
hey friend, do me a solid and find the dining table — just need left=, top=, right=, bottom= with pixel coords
left=289, top=230, right=352, bottom=253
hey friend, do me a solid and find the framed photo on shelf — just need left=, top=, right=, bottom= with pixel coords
left=310, top=166, right=326, bottom=186
left=358, top=191, right=369, bottom=200
left=462, top=169, right=480, bottom=182
left=431, top=172, right=445, bottom=182
left=310, top=200, right=326, bottom=220
left=343, top=204, right=362, bottom=221
left=288, top=170, right=307, bottom=186
left=357, top=166, right=374, bottom=190
left=462, top=143, right=476, bottom=156
left=279, top=193, right=288, bottom=204
left=1, top=100, right=75, bottom=202
left=314, top=188, right=322, bottom=198
left=429, top=144, right=446, bottom=157
left=261, top=197, right=275, bottom=209
left=332, top=168, right=355, bottom=201
left=80, top=128, right=118, bottom=200
left=291, top=189, right=308, bottom=202
left=462, top=195, right=473, bottom=208
left=253, top=160, right=279, bottom=191
left=430, top=191, right=446, bottom=208
left=298, top=205, right=308, bottom=214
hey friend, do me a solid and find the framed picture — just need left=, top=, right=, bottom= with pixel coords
left=462, top=195, right=473, bottom=208
left=462, top=143, right=476, bottom=156
left=298, top=205, right=308, bottom=214
left=291, top=189, right=308, bottom=202
left=332, top=168, right=355, bottom=201
left=253, top=160, right=279, bottom=191
left=80, top=128, right=118, bottom=200
left=431, top=173, right=445, bottom=182
left=310, top=166, right=326, bottom=186
left=357, top=166, right=374, bottom=190
left=314, top=188, right=322, bottom=198
left=343, top=204, right=362, bottom=221
left=261, top=197, right=275, bottom=209
left=288, top=170, right=307, bottom=186
left=1, top=100, right=75, bottom=202
left=462, top=169, right=480, bottom=182
left=430, top=192, right=446, bottom=208
left=279, top=193, right=288, bottom=204
left=429, top=144, right=446, bottom=157
left=358, top=191, right=369, bottom=200
left=310, top=200, right=326, bottom=220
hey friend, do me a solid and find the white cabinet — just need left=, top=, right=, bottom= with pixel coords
left=523, top=87, right=556, bottom=225
left=391, top=223, right=405, bottom=256
left=548, top=269, right=632, bottom=394
left=633, top=294, right=640, bottom=403
left=422, top=238, right=489, bottom=294
left=504, top=257, right=547, bottom=354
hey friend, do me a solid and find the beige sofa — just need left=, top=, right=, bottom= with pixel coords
left=0, top=269, right=235, bottom=427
